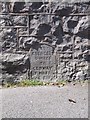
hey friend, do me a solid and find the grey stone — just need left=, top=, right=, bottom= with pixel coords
left=13, top=16, right=27, bottom=26
left=74, top=16, right=89, bottom=38
left=30, top=44, right=56, bottom=81
left=63, top=16, right=78, bottom=34
left=54, top=5, right=73, bottom=16
left=36, top=23, right=51, bottom=36
left=75, top=71, right=85, bottom=80
left=11, top=2, right=26, bottom=13
left=0, top=2, right=90, bottom=82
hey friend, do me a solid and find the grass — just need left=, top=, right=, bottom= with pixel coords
left=2, top=80, right=43, bottom=88
left=18, top=80, right=44, bottom=87
left=2, top=79, right=88, bottom=88
left=2, top=79, right=68, bottom=88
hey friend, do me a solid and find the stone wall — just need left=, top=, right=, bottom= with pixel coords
left=0, top=1, right=90, bottom=83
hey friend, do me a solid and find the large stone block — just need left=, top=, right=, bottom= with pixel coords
left=30, top=44, right=56, bottom=81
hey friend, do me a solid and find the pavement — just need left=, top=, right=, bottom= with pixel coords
left=0, top=82, right=88, bottom=118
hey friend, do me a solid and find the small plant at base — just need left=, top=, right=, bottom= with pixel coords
left=17, top=80, right=44, bottom=87
left=56, top=80, right=67, bottom=85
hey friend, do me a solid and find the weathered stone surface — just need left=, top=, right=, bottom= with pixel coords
left=1, top=28, right=17, bottom=52
left=11, top=2, right=26, bottom=13
left=13, top=16, right=27, bottom=26
left=0, top=1, right=90, bottom=83
left=74, top=16, right=89, bottom=38
left=30, top=44, right=56, bottom=81
left=1, top=53, right=29, bottom=83
left=63, top=16, right=78, bottom=34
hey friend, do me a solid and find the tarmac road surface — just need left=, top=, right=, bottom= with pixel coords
left=0, top=82, right=88, bottom=118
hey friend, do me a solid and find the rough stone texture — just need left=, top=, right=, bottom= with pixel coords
left=30, top=44, right=56, bottom=81
left=0, top=1, right=90, bottom=83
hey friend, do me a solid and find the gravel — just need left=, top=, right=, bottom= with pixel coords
left=1, top=82, right=88, bottom=118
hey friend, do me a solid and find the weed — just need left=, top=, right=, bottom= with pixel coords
left=18, top=80, right=44, bottom=87
left=2, top=79, right=88, bottom=88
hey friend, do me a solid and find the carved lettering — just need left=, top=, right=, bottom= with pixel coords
left=30, top=45, right=56, bottom=80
